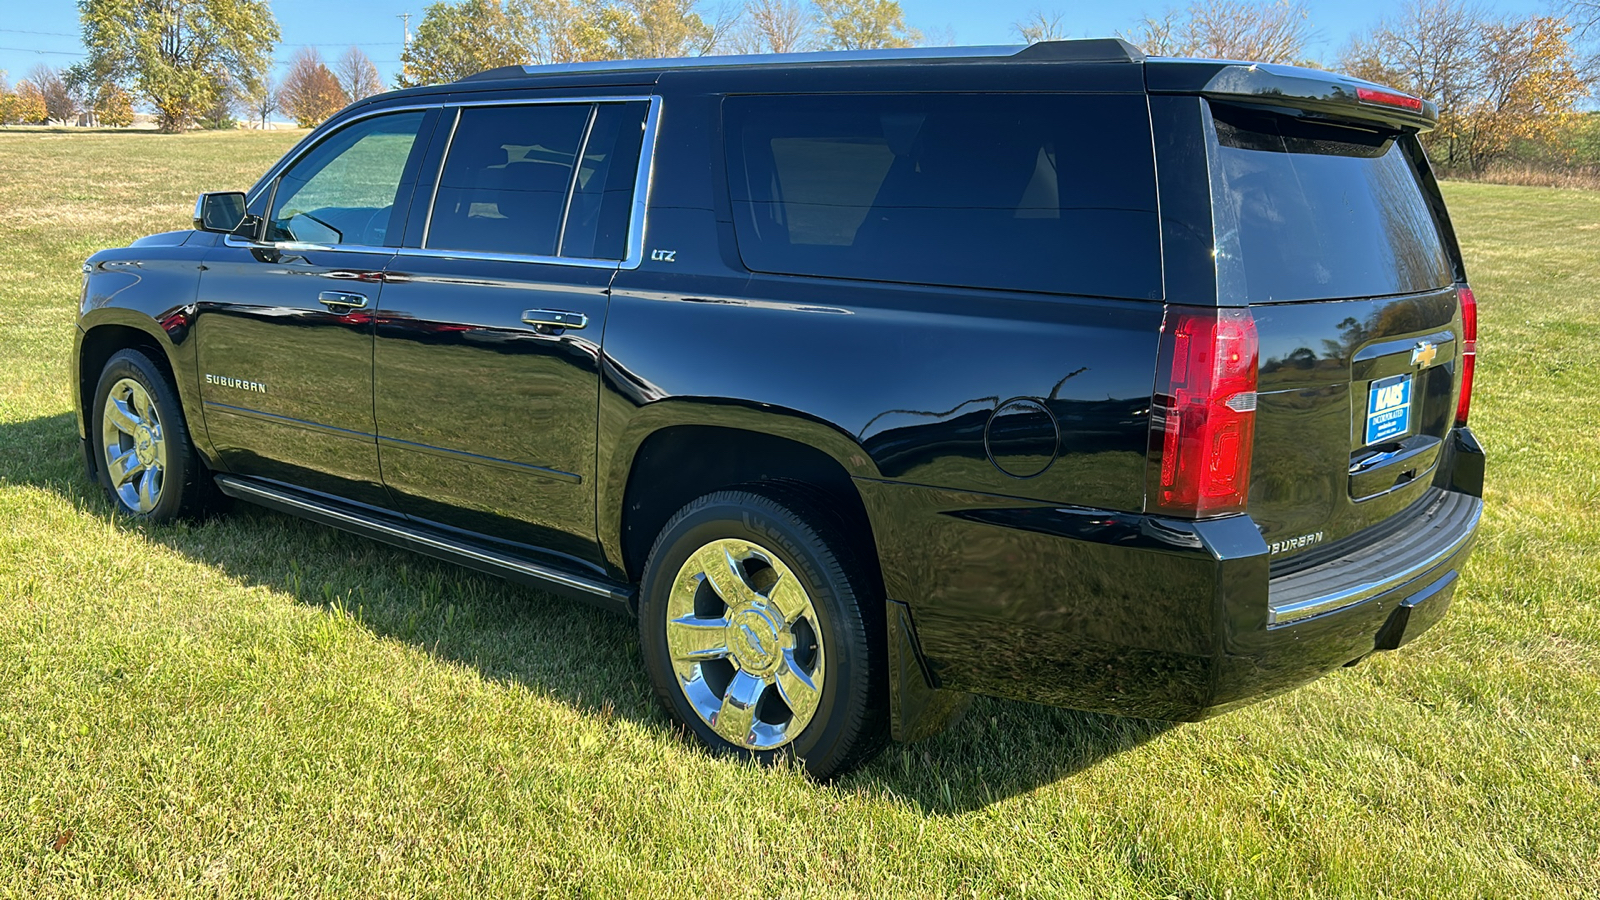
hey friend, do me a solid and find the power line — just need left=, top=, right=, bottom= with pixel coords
left=0, top=28, right=79, bottom=38
left=0, top=46, right=84, bottom=56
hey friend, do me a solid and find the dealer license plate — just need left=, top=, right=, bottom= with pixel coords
left=1365, top=373, right=1413, bottom=445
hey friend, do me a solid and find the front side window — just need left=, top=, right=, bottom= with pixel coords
left=724, top=93, right=1162, bottom=299
left=267, top=112, right=427, bottom=246
left=424, top=102, right=649, bottom=260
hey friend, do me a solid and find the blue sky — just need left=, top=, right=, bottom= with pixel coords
left=1, top=0, right=1550, bottom=92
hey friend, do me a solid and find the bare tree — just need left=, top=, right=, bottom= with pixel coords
left=1124, top=1, right=1310, bottom=62
left=1342, top=3, right=1587, bottom=170
left=1126, top=9, right=1184, bottom=56
left=731, top=0, right=815, bottom=53
left=1342, top=0, right=1486, bottom=163
left=28, top=65, right=76, bottom=124
left=335, top=46, right=384, bottom=102
left=1013, top=9, right=1068, bottom=45
left=1557, top=0, right=1600, bottom=78
left=245, top=75, right=280, bottom=128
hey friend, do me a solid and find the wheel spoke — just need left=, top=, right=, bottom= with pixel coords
left=665, top=613, right=730, bottom=661
left=107, top=449, right=142, bottom=487
left=696, top=544, right=754, bottom=606
left=136, top=465, right=161, bottom=512
left=129, top=385, right=153, bottom=421
left=105, top=397, right=139, bottom=436
left=712, top=669, right=764, bottom=746
left=775, top=650, right=821, bottom=722
left=766, top=572, right=810, bottom=626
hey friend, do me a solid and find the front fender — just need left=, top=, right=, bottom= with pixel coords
left=76, top=244, right=211, bottom=465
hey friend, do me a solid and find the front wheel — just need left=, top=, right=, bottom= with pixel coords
left=637, top=488, right=887, bottom=779
left=91, top=348, right=214, bottom=522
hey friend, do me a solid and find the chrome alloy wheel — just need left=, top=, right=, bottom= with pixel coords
left=665, top=538, right=825, bottom=751
left=100, top=377, right=168, bottom=514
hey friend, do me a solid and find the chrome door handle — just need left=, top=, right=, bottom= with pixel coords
left=521, top=309, right=588, bottom=330
left=318, top=290, right=368, bottom=309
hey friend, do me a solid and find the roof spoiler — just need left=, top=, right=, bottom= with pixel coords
left=1147, top=60, right=1438, bottom=133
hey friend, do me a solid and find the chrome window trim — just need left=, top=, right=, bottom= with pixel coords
left=555, top=105, right=599, bottom=258
left=392, top=246, right=620, bottom=269
left=237, top=95, right=661, bottom=270
left=419, top=107, right=463, bottom=251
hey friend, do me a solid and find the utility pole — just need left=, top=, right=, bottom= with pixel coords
left=398, top=13, right=412, bottom=84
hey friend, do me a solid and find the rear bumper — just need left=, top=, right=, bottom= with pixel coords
left=859, top=426, right=1485, bottom=728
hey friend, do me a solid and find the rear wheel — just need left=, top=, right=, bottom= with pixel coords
left=92, top=348, right=214, bottom=522
left=638, top=488, right=887, bottom=779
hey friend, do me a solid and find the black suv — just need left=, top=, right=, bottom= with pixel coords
left=74, top=40, right=1485, bottom=778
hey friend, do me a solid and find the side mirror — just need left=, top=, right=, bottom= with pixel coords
left=193, top=191, right=248, bottom=234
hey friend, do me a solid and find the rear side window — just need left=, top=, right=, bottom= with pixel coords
left=424, top=101, right=649, bottom=261
left=1208, top=103, right=1452, bottom=303
left=724, top=93, right=1162, bottom=300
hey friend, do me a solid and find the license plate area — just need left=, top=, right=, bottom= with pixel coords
left=1364, top=373, right=1413, bottom=445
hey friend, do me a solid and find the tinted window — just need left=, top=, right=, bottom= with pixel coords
left=725, top=93, right=1161, bottom=299
left=426, top=104, right=591, bottom=257
left=559, top=102, right=649, bottom=260
left=268, top=112, right=426, bottom=246
left=1209, top=103, right=1452, bottom=303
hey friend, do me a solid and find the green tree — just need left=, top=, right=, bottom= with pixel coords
left=609, top=0, right=717, bottom=58
left=10, top=80, right=48, bottom=124
left=399, top=0, right=631, bottom=87
left=79, top=0, right=279, bottom=133
left=814, top=0, right=917, bottom=50
left=95, top=83, right=135, bottom=127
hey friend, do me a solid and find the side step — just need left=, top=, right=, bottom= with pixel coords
left=213, top=475, right=635, bottom=614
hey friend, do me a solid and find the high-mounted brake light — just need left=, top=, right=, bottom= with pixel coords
left=1456, top=285, right=1477, bottom=427
left=1148, top=306, right=1260, bottom=518
left=1356, top=86, right=1424, bottom=113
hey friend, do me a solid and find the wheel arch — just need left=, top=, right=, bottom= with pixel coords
left=603, top=412, right=884, bottom=599
left=76, top=313, right=209, bottom=479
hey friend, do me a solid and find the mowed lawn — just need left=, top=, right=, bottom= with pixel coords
left=1, top=128, right=1597, bottom=898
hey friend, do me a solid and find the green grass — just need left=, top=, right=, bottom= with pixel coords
left=2, top=130, right=1598, bottom=897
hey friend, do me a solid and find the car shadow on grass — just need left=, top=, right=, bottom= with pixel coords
left=2, top=410, right=1175, bottom=813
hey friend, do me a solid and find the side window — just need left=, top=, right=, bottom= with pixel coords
left=424, top=104, right=592, bottom=258
left=724, top=94, right=1162, bottom=300
left=559, top=101, right=649, bottom=260
left=268, top=112, right=427, bottom=246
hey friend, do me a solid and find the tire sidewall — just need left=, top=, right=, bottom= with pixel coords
left=639, top=493, right=868, bottom=771
left=92, top=349, right=194, bottom=521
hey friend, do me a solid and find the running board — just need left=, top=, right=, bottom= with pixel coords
left=213, top=475, right=635, bottom=613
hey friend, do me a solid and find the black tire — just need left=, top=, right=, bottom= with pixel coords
left=638, top=487, right=888, bottom=780
left=90, top=348, right=215, bottom=522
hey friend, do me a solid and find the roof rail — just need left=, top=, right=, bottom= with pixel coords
left=457, top=39, right=1146, bottom=83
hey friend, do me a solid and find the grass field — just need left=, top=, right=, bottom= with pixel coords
left=2, top=128, right=1598, bottom=898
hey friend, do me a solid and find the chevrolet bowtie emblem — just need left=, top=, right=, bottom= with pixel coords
left=1410, top=340, right=1438, bottom=368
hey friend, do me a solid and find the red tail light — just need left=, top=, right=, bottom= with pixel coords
left=1456, top=285, right=1477, bottom=427
left=1148, top=306, right=1259, bottom=517
left=1356, top=86, right=1424, bottom=113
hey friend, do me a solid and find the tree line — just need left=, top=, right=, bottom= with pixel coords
left=0, top=0, right=1592, bottom=175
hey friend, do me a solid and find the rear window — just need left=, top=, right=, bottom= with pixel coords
left=724, top=93, right=1162, bottom=300
left=1208, top=102, right=1452, bottom=303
